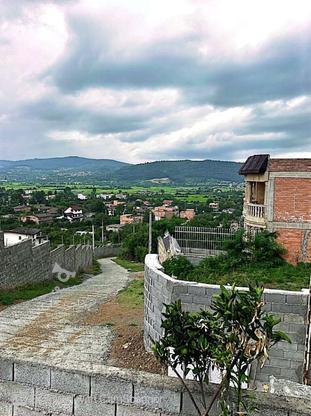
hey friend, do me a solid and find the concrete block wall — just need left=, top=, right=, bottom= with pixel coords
left=0, top=233, right=51, bottom=290
left=50, top=245, right=93, bottom=274
left=0, top=231, right=120, bottom=291
left=94, top=245, right=121, bottom=259
left=0, top=358, right=310, bottom=416
left=144, top=254, right=308, bottom=385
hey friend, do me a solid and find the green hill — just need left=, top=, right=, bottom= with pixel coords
left=115, top=159, right=242, bottom=183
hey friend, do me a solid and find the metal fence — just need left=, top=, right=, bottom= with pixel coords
left=174, top=226, right=236, bottom=258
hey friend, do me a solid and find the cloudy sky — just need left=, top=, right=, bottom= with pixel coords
left=0, top=0, right=310, bottom=163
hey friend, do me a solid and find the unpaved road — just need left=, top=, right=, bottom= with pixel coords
left=0, top=258, right=130, bottom=370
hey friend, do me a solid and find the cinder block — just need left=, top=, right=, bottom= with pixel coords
left=117, top=405, right=159, bottom=415
left=291, top=305, right=307, bottom=316
left=91, top=375, right=133, bottom=405
left=268, top=357, right=291, bottom=368
left=181, top=391, right=205, bottom=416
left=264, top=293, right=286, bottom=304
left=14, top=406, right=49, bottom=416
left=286, top=294, right=307, bottom=305
left=271, top=303, right=292, bottom=314
left=134, top=384, right=180, bottom=414
left=278, top=341, right=298, bottom=352
left=35, top=388, right=73, bottom=414
left=0, top=360, right=13, bottom=381
left=283, top=314, right=304, bottom=324
left=15, top=363, right=50, bottom=388
left=51, top=369, right=90, bottom=395
left=191, top=295, right=210, bottom=305
left=0, top=401, right=12, bottom=416
left=74, top=395, right=115, bottom=416
left=279, top=368, right=301, bottom=382
left=0, top=381, right=34, bottom=408
left=173, top=285, right=188, bottom=295
left=187, top=286, right=206, bottom=296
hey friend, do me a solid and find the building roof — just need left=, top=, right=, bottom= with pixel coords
left=239, top=154, right=269, bottom=175
left=6, top=228, right=41, bottom=236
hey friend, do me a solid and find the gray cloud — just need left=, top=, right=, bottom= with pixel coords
left=47, top=14, right=311, bottom=107
left=0, top=1, right=310, bottom=161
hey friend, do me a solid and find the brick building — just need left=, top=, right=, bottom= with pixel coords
left=153, top=205, right=179, bottom=221
left=179, top=208, right=196, bottom=221
left=120, top=214, right=144, bottom=225
left=240, top=154, right=311, bottom=264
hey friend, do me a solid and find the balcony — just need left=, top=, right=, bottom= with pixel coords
left=246, top=203, right=266, bottom=218
left=244, top=203, right=267, bottom=229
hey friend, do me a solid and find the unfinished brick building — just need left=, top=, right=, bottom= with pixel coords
left=240, top=154, right=311, bottom=264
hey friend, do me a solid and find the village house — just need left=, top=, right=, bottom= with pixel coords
left=120, top=214, right=144, bottom=225
left=208, top=202, right=219, bottom=211
left=163, top=199, right=174, bottom=206
left=115, top=193, right=127, bottom=200
left=13, top=205, right=31, bottom=214
left=20, top=213, right=53, bottom=225
left=179, top=208, right=196, bottom=221
left=106, top=224, right=125, bottom=232
left=240, top=154, right=311, bottom=264
left=97, top=193, right=113, bottom=200
left=3, top=228, right=47, bottom=247
left=77, top=193, right=87, bottom=200
left=64, top=205, right=84, bottom=222
left=153, top=205, right=179, bottom=221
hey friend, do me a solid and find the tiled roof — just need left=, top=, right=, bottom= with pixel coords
left=239, top=154, right=269, bottom=175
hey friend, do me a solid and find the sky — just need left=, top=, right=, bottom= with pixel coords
left=0, top=0, right=310, bottom=163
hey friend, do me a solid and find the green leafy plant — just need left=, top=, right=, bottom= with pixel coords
left=153, top=284, right=290, bottom=416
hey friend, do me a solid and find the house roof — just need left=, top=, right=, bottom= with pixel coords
left=239, top=154, right=269, bottom=175
left=6, top=228, right=41, bottom=236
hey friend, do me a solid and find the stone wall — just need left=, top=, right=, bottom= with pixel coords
left=0, top=232, right=51, bottom=290
left=0, top=357, right=310, bottom=416
left=144, top=254, right=308, bottom=385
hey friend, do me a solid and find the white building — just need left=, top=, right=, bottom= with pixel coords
left=3, top=229, right=47, bottom=247
left=77, top=193, right=87, bottom=200
left=64, top=206, right=84, bottom=222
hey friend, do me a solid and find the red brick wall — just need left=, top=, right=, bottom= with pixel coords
left=276, top=229, right=311, bottom=264
left=270, top=159, right=311, bottom=172
left=273, top=178, right=311, bottom=222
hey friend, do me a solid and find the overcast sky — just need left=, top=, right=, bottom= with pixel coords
left=0, top=0, right=310, bottom=163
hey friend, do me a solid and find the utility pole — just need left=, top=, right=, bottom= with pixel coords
left=92, top=224, right=95, bottom=252
left=101, top=219, right=104, bottom=243
left=148, top=210, right=152, bottom=254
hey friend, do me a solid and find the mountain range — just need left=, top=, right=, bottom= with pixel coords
left=0, top=156, right=243, bottom=184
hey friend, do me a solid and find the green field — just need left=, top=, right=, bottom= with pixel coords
left=2, top=182, right=205, bottom=197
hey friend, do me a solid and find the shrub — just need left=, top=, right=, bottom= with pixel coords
left=162, top=256, right=194, bottom=279
left=153, top=284, right=290, bottom=416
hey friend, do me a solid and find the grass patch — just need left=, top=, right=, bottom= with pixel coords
left=117, top=279, right=144, bottom=307
left=0, top=276, right=84, bottom=306
left=113, top=258, right=144, bottom=273
left=163, top=256, right=311, bottom=291
left=83, top=258, right=102, bottom=275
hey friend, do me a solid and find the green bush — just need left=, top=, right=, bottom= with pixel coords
left=162, top=256, right=194, bottom=280
left=163, top=232, right=311, bottom=290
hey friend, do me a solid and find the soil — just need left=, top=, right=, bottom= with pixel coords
left=83, top=275, right=166, bottom=375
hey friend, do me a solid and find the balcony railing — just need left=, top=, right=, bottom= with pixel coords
left=246, top=203, right=266, bottom=218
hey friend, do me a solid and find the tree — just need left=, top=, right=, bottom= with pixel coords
left=153, top=284, right=290, bottom=416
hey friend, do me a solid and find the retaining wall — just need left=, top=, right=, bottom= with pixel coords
left=144, top=254, right=308, bottom=385
left=0, top=358, right=310, bottom=416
